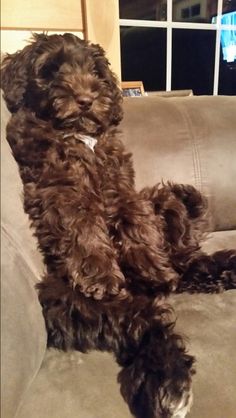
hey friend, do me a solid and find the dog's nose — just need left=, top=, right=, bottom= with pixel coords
left=76, top=96, right=93, bottom=109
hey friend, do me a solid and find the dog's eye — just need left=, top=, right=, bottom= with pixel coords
left=40, top=62, right=60, bottom=79
left=92, top=69, right=100, bottom=78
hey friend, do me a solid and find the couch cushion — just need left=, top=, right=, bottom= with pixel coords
left=201, top=229, right=236, bottom=253
left=171, top=290, right=236, bottom=418
left=16, top=291, right=236, bottom=418
left=16, top=350, right=131, bottom=418
left=121, top=96, right=236, bottom=231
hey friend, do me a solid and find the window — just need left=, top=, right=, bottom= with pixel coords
left=119, top=0, right=236, bottom=95
left=181, top=8, right=190, bottom=19
left=191, top=4, right=201, bottom=17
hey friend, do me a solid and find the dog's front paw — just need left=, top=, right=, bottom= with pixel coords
left=69, top=256, right=127, bottom=300
left=79, top=280, right=127, bottom=300
left=74, top=266, right=128, bottom=300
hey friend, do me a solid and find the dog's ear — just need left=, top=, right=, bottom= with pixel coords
left=0, top=33, right=65, bottom=112
left=35, top=48, right=65, bottom=81
left=0, top=33, right=50, bottom=112
left=0, top=47, right=31, bottom=113
left=90, top=43, right=111, bottom=76
left=90, top=43, right=124, bottom=125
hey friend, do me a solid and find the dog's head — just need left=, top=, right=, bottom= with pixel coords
left=1, top=33, right=123, bottom=134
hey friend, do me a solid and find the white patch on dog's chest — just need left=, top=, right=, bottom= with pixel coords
left=63, top=133, right=97, bottom=152
left=79, top=135, right=97, bottom=152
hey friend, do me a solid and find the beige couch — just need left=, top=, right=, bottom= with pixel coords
left=1, top=94, right=236, bottom=418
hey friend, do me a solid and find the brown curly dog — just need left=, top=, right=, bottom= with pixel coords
left=1, top=33, right=236, bottom=418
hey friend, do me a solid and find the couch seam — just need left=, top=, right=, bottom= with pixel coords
left=176, top=101, right=203, bottom=192
left=1, top=223, right=44, bottom=281
left=14, top=349, right=47, bottom=418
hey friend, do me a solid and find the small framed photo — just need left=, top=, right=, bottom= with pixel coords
left=121, top=81, right=145, bottom=97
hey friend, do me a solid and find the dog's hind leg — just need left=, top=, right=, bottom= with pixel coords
left=111, top=297, right=195, bottom=418
left=140, top=182, right=236, bottom=293
left=118, top=325, right=194, bottom=418
left=176, top=249, right=236, bottom=293
left=140, top=182, right=208, bottom=268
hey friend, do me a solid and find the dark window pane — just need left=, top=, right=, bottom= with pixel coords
left=182, top=8, right=190, bottom=19
left=219, top=61, right=236, bottom=94
left=120, top=27, right=166, bottom=91
left=191, top=4, right=201, bottom=17
left=119, top=0, right=167, bottom=21
left=172, top=29, right=216, bottom=95
left=173, top=0, right=218, bottom=23
left=223, top=0, right=236, bottom=14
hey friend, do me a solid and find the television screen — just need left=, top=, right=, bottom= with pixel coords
left=212, top=11, right=236, bottom=63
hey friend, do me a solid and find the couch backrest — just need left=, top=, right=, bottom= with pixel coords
left=121, top=96, right=236, bottom=232
left=2, top=95, right=236, bottom=234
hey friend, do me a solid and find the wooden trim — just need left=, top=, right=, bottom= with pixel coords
left=1, top=27, right=84, bottom=32
left=1, top=30, right=84, bottom=54
left=81, top=0, right=89, bottom=41
left=83, top=0, right=121, bottom=80
left=1, top=0, right=84, bottom=31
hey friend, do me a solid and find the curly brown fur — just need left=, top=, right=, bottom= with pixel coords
left=1, top=33, right=235, bottom=418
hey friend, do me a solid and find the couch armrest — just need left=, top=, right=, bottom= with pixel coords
left=1, top=229, right=47, bottom=418
left=1, top=96, right=47, bottom=418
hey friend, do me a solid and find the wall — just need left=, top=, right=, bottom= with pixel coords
left=1, top=0, right=121, bottom=78
left=84, top=0, right=121, bottom=79
left=1, top=31, right=84, bottom=54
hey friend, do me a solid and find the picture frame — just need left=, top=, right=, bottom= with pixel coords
left=121, top=81, right=145, bottom=97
